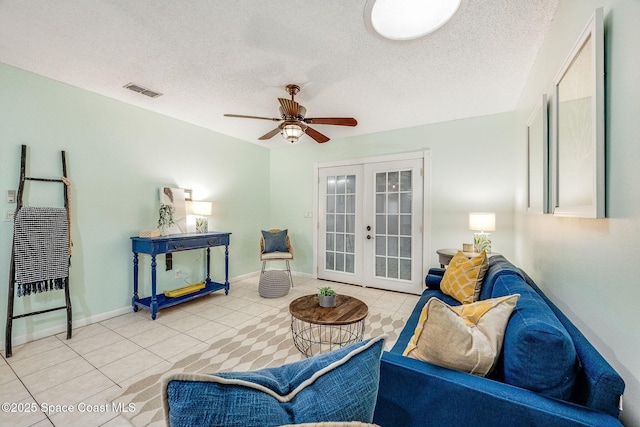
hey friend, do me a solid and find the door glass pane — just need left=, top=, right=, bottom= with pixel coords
left=376, top=194, right=385, bottom=213
left=388, top=193, right=399, bottom=213
left=345, top=214, right=354, bottom=233
left=376, top=172, right=386, bottom=192
left=327, top=195, right=335, bottom=213
left=336, top=234, right=344, bottom=252
left=326, top=252, right=334, bottom=270
left=346, top=175, right=356, bottom=193
left=325, top=174, right=357, bottom=274
left=376, top=236, right=386, bottom=256
left=336, top=195, right=345, bottom=213
left=336, top=253, right=345, bottom=271
left=400, top=215, right=411, bottom=235
left=375, top=257, right=386, bottom=276
left=387, top=258, right=399, bottom=278
left=346, top=195, right=355, bottom=213
left=387, top=215, right=399, bottom=235
left=387, top=236, right=398, bottom=257
left=387, top=172, right=399, bottom=191
left=345, top=254, right=355, bottom=273
left=400, top=193, right=411, bottom=213
left=345, top=234, right=355, bottom=252
left=326, top=233, right=335, bottom=251
left=400, top=259, right=412, bottom=280
left=401, top=171, right=412, bottom=191
left=373, top=168, right=413, bottom=281
left=400, top=236, right=411, bottom=257
left=336, top=175, right=346, bottom=194
left=327, top=176, right=336, bottom=194
left=326, top=214, right=335, bottom=232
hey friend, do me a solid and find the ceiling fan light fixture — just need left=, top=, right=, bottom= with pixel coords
left=281, top=123, right=304, bottom=143
left=365, top=0, right=461, bottom=41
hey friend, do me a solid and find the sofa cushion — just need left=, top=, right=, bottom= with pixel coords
left=162, top=336, right=385, bottom=427
left=403, top=295, right=519, bottom=376
left=262, top=229, right=288, bottom=253
left=478, top=255, right=524, bottom=300
left=440, top=251, right=489, bottom=304
left=491, top=275, right=579, bottom=400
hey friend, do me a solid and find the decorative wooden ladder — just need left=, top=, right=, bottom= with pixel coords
left=5, top=145, right=72, bottom=357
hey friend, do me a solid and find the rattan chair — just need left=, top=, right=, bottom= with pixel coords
left=259, top=229, right=294, bottom=297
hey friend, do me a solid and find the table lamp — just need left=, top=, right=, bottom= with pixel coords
left=191, top=201, right=212, bottom=233
left=469, top=212, right=495, bottom=253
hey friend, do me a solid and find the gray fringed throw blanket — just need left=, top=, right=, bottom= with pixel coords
left=14, top=207, right=70, bottom=297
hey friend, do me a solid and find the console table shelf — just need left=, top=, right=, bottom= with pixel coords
left=131, top=232, right=231, bottom=319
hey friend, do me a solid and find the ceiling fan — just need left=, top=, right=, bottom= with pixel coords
left=224, top=84, right=358, bottom=144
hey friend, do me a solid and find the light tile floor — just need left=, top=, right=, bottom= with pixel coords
left=0, top=275, right=420, bottom=427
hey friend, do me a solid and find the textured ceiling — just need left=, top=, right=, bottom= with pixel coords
left=0, top=0, right=559, bottom=147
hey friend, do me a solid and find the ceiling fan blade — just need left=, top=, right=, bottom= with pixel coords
left=224, top=114, right=280, bottom=122
left=278, top=98, right=300, bottom=117
left=304, top=117, right=358, bottom=126
left=304, top=126, right=330, bottom=144
left=258, top=128, right=281, bottom=140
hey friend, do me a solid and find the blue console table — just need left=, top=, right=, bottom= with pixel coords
left=131, top=232, right=231, bottom=319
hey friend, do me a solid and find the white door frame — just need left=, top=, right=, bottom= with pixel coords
left=313, top=151, right=431, bottom=294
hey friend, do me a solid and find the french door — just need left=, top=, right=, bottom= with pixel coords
left=317, top=156, right=426, bottom=294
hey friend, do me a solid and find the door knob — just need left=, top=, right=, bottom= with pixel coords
left=367, top=235, right=373, bottom=240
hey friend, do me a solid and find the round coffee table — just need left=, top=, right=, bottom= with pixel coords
left=289, top=294, right=368, bottom=358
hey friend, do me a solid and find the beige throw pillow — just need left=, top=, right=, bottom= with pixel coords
left=403, top=294, right=520, bottom=377
left=440, top=250, right=489, bottom=304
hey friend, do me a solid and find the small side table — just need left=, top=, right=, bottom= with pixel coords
left=436, top=248, right=499, bottom=267
left=289, top=294, right=368, bottom=358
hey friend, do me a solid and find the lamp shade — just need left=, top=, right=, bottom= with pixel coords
left=469, top=212, right=495, bottom=232
left=281, top=123, right=304, bottom=143
left=191, top=201, right=212, bottom=216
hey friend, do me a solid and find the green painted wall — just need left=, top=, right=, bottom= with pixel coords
left=269, top=113, right=518, bottom=276
left=2, top=1, right=638, bottom=422
left=0, top=63, right=270, bottom=343
left=513, top=0, right=639, bottom=424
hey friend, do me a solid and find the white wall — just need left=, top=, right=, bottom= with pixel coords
left=514, top=1, right=640, bottom=424
left=0, top=63, right=271, bottom=346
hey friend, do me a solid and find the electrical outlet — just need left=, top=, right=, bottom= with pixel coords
left=4, top=209, right=14, bottom=222
left=304, top=212, right=312, bottom=218
left=174, top=269, right=182, bottom=279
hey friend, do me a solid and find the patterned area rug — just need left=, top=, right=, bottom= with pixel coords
left=112, top=305, right=407, bottom=426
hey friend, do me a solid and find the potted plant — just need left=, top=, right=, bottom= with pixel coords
left=318, top=286, right=337, bottom=307
left=158, top=203, right=175, bottom=236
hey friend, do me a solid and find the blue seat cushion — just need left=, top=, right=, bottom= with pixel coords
left=262, top=229, right=288, bottom=253
left=491, top=275, right=580, bottom=400
left=162, top=336, right=386, bottom=427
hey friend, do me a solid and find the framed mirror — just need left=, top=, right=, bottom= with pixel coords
left=552, top=8, right=604, bottom=218
left=526, top=94, right=549, bottom=214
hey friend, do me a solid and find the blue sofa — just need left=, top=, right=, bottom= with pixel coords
left=373, top=255, right=625, bottom=427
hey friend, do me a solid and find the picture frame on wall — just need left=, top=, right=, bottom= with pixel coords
left=526, top=94, right=549, bottom=214
left=159, top=187, right=188, bottom=234
left=551, top=8, right=605, bottom=218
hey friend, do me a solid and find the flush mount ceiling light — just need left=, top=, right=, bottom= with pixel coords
left=364, top=0, right=462, bottom=41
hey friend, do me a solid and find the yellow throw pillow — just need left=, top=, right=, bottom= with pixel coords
left=403, top=294, right=520, bottom=377
left=440, top=251, right=489, bottom=304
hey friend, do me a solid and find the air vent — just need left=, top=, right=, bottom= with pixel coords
left=123, top=82, right=163, bottom=98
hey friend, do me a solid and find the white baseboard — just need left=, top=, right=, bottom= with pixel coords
left=3, top=305, right=132, bottom=350
left=3, top=271, right=315, bottom=351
